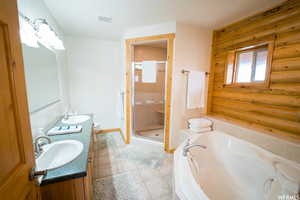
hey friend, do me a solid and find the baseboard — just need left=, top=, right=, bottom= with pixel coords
left=166, top=148, right=175, bottom=153
left=96, top=128, right=121, bottom=134
left=119, top=129, right=127, bottom=144
left=96, top=128, right=172, bottom=151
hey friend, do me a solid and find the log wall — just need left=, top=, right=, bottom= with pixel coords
left=208, top=0, right=300, bottom=140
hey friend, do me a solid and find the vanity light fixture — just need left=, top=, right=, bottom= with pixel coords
left=19, top=13, right=39, bottom=48
left=18, top=13, right=65, bottom=50
left=33, top=18, right=65, bottom=50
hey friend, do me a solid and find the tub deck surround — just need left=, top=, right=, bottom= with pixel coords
left=210, top=117, right=300, bottom=164
left=174, top=131, right=300, bottom=200
left=39, top=114, right=94, bottom=186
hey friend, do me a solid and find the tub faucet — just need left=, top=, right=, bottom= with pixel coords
left=63, top=112, right=70, bottom=120
left=183, top=139, right=207, bottom=157
left=34, top=136, right=52, bottom=156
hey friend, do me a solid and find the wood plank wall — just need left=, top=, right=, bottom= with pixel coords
left=208, top=0, right=300, bottom=141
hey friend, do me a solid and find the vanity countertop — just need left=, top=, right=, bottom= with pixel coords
left=40, top=114, right=94, bottom=186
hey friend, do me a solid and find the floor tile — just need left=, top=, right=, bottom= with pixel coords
left=94, top=171, right=151, bottom=200
left=157, top=193, right=174, bottom=200
left=144, top=176, right=172, bottom=199
left=93, top=132, right=174, bottom=200
left=93, top=161, right=122, bottom=179
left=137, top=167, right=161, bottom=182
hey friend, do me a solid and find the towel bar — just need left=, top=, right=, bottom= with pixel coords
left=181, top=70, right=209, bottom=76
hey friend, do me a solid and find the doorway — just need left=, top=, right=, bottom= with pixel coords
left=132, top=41, right=167, bottom=142
left=124, top=34, right=175, bottom=152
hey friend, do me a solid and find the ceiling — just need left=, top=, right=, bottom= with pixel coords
left=44, top=0, right=285, bottom=40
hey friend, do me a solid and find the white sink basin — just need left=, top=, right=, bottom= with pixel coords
left=61, top=115, right=90, bottom=124
left=36, top=140, right=83, bottom=171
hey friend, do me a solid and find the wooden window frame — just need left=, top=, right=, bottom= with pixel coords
left=224, top=40, right=274, bottom=89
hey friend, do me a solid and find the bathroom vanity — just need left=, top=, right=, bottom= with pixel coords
left=38, top=116, right=95, bottom=200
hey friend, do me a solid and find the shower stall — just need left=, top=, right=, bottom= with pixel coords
left=132, top=41, right=167, bottom=142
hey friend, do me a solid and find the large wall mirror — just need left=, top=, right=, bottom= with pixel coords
left=22, top=44, right=61, bottom=113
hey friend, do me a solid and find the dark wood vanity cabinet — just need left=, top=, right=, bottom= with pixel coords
left=40, top=129, right=95, bottom=200
left=84, top=130, right=95, bottom=200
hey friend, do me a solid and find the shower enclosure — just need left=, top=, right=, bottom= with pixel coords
left=132, top=41, right=167, bottom=142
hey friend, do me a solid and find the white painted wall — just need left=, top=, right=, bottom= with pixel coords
left=65, top=36, right=122, bottom=130
left=170, top=23, right=212, bottom=148
left=17, top=0, right=69, bottom=138
left=17, top=1, right=211, bottom=149
left=123, top=21, right=176, bottom=39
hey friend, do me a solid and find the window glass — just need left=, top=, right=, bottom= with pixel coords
left=236, top=51, right=253, bottom=83
left=225, top=44, right=270, bottom=86
left=254, top=49, right=268, bottom=81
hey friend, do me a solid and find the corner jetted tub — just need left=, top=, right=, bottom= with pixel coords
left=174, top=131, right=300, bottom=200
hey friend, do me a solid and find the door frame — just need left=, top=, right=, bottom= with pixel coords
left=124, top=33, right=175, bottom=152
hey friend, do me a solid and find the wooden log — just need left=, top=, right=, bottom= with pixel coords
left=217, top=1, right=300, bottom=39
left=213, top=74, right=224, bottom=83
left=208, top=0, right=300, bottom=141
left=273, top=42, right=300, bottom=59
left=214, top=63, right=226, bottom=74
left=210, top=113, right=300, bottom=142
left=216, top=14, right=300, bottom=51
left=217, top=12, right=300, bottom=49
left=215, top=34, right=276, bottom=53
left=270, top=70, right=300, bottom=83
left=272, top=56, right=300, bottom=71
left=212, top=104, right=300, bottom=135
left=213, top=90, right=300, bottom=107
left=270, top=82, right=300, bottom=93
left=207, top=31, right=218, bottom=114
left=214, top=85, right=300, bottom=96
left=276, top=27, right=300, bottom=47
left=212, top=97, right=300, bottom=122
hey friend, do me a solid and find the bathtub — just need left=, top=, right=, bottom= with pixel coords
left=174, top=131, right=300, bottom=200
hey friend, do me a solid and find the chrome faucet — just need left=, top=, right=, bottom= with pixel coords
left=34, top=136, right=52, bottom=156
left=183, top=139, right=207, bottom=157
left=63, top=112, right=70, bottom=120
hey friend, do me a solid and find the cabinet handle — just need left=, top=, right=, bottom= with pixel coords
left=29, top=168, right=47, bottom=186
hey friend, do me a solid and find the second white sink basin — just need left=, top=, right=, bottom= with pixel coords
left=36, top=140, right=83, bottom=171
left=61, top=115, right=90, bottom=124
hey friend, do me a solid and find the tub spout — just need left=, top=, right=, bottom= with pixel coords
left=183, top=143, right=207, bottom=157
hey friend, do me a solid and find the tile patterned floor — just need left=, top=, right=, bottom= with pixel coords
left=93, top=132, right=174, bottom=200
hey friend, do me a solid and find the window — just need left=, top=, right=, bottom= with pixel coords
left=225, top=42, right=273, bottom=87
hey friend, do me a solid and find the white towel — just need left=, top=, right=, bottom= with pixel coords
left=47, top=125, right=82, bottom=135
left=142, top=61, right=157, bottom=83
left=188, top=118, right=212, bottom=128
left=186, top=71, right=206, bottom=109
left=189, top=127, right=212, bottom=133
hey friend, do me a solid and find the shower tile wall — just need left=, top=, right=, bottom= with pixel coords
left=133, top=44, right=167, bottom=133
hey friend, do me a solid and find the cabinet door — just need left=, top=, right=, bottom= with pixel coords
left=84, top=159, right=93, bottom=200
left=0, top=0, right=37, bottom=199
left=84, top=132, right=94, bottom=200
